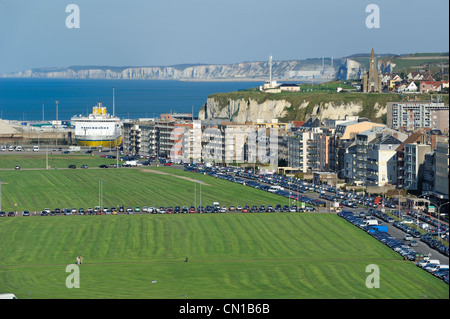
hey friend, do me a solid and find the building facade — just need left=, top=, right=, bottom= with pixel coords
left=434, top=141, right=449, bottom=199
left=386, top=101, right=449, bottom=133
left=404, top=143, right=432, bottom=191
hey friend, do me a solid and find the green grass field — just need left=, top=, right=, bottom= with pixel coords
left=0, top=156, right=448, bottom=299
left=0, top=162, right=290, bottom=211
left=0, top=153, right=116, bottom=170
left=0, top=213, right=448, bottom=299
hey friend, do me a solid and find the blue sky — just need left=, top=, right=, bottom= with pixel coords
left=0, top=0, right=448, bottom=74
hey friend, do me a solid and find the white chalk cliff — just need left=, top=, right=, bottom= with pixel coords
left=199, top=96, right=387, bottom=123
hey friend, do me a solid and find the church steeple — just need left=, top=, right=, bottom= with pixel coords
left=369, top=47, right=377, bottom=72
left=363, top=47, right=382, bottom=93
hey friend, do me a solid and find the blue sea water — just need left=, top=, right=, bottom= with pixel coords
left=0, top=78, right=261, bottom=121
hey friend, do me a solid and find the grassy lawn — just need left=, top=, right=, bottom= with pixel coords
left=0, top=159, right=447, bottom=299
left=0, top=213, right=448, bottom=299
left=0, top=165, right=290, bottom=211
left=0, top=153, right=116, bottom=169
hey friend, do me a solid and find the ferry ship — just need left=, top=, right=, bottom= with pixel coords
left=71, top=103, right=122, bottom=148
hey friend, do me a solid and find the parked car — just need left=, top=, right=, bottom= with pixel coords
left=68, top=164, right=76, bottom=169
left=7, top=212, right=15, bottom=217
left=404, top=234, right=413, bottom=241
left=409, top=240, right=418, bottom=247
left=0, top=212, right=6, bottom=217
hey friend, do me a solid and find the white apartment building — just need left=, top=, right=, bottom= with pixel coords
left=366, top=135, right=403, bottom=186
left=386, top=101, right=449, bottom=133
left=287, top=131, right=315, bottom=172
left=353, top=126, right=407, bottom=186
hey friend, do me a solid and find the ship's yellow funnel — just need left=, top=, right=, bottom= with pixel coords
left=92, top=103, right=107, bottom=116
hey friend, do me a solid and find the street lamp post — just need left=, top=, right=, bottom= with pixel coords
left=398, top=189, right=403, bottom=219
left=427, top=201, right=449, bottom=239
left=335, top=169, right=346, bottom=208
left=417, top=195, right=449, bottom=240
left=436, top=202, right=449, bottom=239
left=98, top=178, right=102, bottom=208
left=101, top=181, right=103, bottom=210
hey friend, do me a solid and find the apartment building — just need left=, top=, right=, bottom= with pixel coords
left=352, top=126, right=407, bottom=186
left=122, top=120, right=157, bottom=156
left=365, top=135, right=403, bottom=187
left=434, top=141, right=449, bottom=199
left=386, top=101, right=449, bottom=133
left=422, top=151, right=435, bottom=194
left=403, top=143, right=432, bottom=191
left=287, top=131, right=314, bottom=172
left=330, top=120, right=385, bottom=174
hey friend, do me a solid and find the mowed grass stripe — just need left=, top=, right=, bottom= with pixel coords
left=0, top=178, right=448, bottom=298
left=0, top=167, right=290, bottom=211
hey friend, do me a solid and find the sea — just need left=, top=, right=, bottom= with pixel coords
left=0, top=78, right=262, bottom=122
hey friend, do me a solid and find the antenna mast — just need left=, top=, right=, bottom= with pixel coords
left=112, top=87, right=115, bottom=117
left=269, top=55, right=273, bottom=84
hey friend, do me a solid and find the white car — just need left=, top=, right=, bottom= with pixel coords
left=404, top=234, right=413, bottom=241
left=423, top=264, right=441, bottom=273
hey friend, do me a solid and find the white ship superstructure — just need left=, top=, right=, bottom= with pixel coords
left=71, top=103, right=122, bottom=147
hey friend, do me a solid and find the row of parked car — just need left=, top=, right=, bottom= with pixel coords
left=406, top=210, right=449, bottom=242
left=368, top=208, right=449, bottom=257
left=369, top=208, right=396, bottom=224
left=337, top=210, right=418, bottom=262
left=4, top=203, right=313, bottom=218
left=0, top=211, right=18, bottom=217
left=185, top=165, right=327, bottom=208
left=416, top=257, right=449, bottom=284
left=338, top=210, right=449, bottom=284
left=184, top=164, right=406, bottom=212
left=421, top=234, right=449, bottom=257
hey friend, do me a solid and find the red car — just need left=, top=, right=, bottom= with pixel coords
left=164, top=162, right=173, bottom=166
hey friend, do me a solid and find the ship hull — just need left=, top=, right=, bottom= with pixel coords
left=75, top=136, right=123, bottom=148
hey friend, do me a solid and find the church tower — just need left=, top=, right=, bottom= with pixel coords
left=363, top=48, right=382, bottom=92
